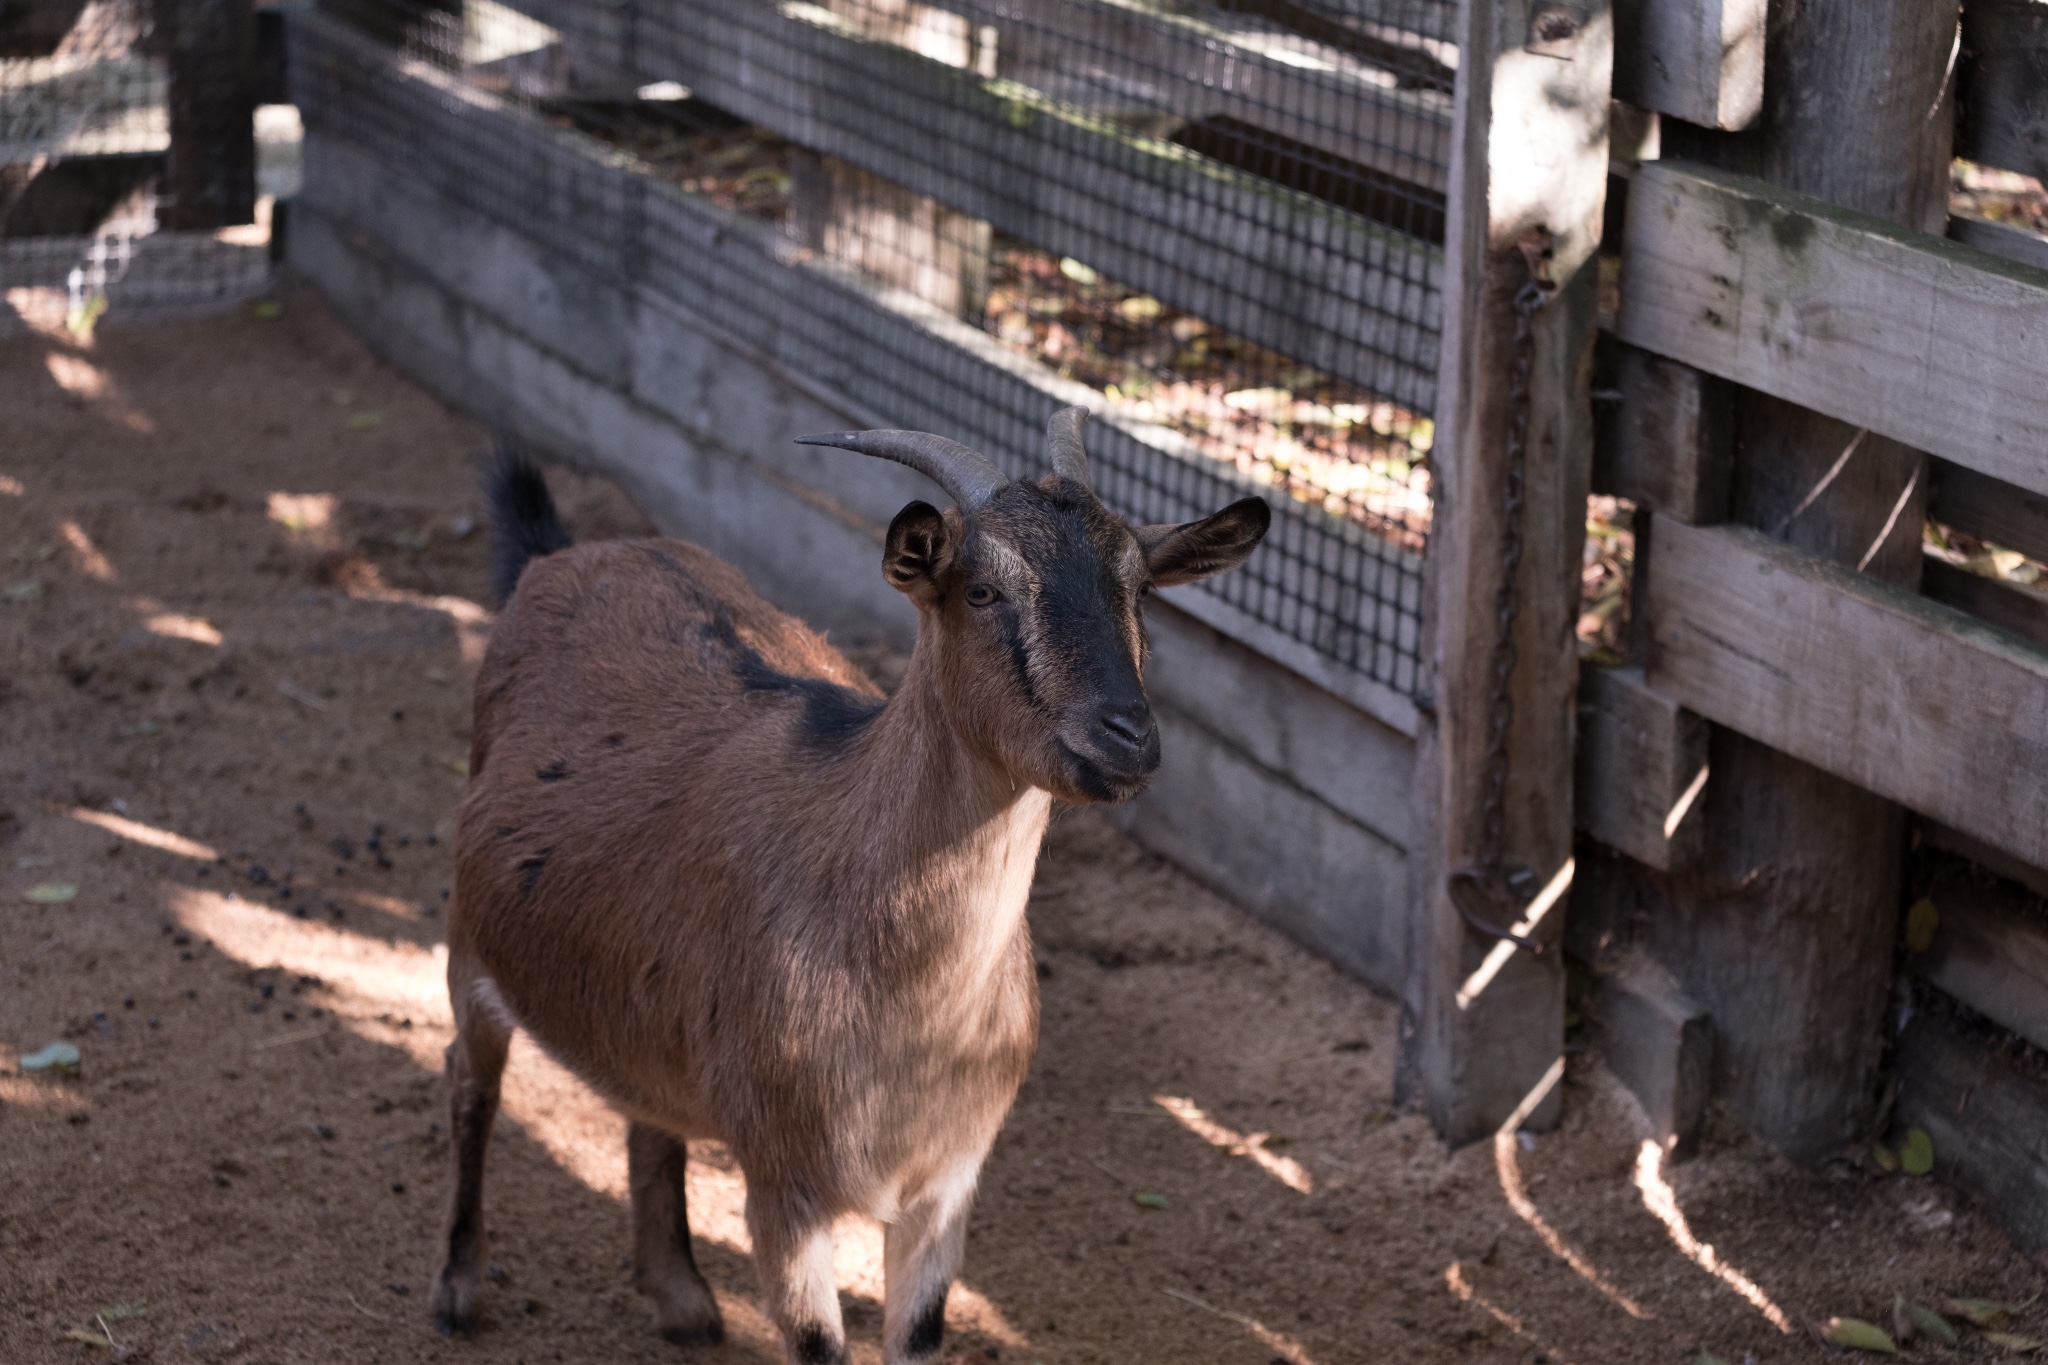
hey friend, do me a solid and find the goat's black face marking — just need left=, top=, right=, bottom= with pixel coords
left=905, top=1293, right=948, bottom=1357
left=792, top=1324, right=845, bottom=1365
left=950, top=482, right=1155, bottom=802
left=536, top=761, right=568, bottom=783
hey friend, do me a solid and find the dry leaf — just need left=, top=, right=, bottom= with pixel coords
left=1909, top=1301, right=1959, bottom=1347
left=1818, top=1316, right=1897, bottom=1353
left=1983, top=1332, right=2042, bottom=1354
left=1945, top=1297, right=2029, bottom=1329
left=1900, top=1128, right=1935, bottom=1176
left=1904, top=897, right=1940, bottom=953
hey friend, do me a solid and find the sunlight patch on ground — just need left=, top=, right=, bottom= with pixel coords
left=1153, top=1094, right=1313, bottom=1193
left=58, top=519, right=116, bottom=581
left=0, top=1074, right=83, bottom=1109
left=39, top=347, right=153, bottom=430
left=164, top=883, right=1027, bottom=1352
left=1445, top=1261, right=1582, bottom=1365
left=345, top=583, right=494, bottom=664
left=1160, top=1286, right=1325, bottom=1365
left=266, top=491, right=338, bottom=533
left=1493, top=1057, right=1650, bottom=1320
left=46, top=352, right=109, bottom=399
left=143, top=612, right=222, bottom=645
left=1634, top=1139, right=1793, bottom=1333
left=70, top=808, right=219, bottom=860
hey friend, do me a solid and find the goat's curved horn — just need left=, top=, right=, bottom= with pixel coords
left=795, top=429, right=1008, bottom=511
left=1045, top=405, right=1091, bottom=489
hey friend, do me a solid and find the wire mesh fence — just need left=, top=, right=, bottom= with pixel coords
left=329, top=0, right=1450, bottom=697
left=1, top=0, right=285, bottom=338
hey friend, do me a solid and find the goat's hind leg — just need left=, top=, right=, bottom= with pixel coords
left=430, top=975, right=512, bottom=1336
left=628, top=1122, right=725, bottom=1345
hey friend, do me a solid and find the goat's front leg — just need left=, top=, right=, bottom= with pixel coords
left=627, top=1122, right=725, bottom=1345
left=747, top=1189, right=847, bottom=1365
left=882, top=1162, right=982, bottom=1364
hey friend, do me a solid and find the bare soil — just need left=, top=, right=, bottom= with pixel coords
left=2, top=287, right=2043, bottom=1365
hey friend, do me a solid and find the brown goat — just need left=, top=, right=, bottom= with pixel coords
left=431, top=409, right=1268, bottom=1363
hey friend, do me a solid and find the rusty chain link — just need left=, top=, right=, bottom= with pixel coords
left=1448, top=254, right=1555, bottom=955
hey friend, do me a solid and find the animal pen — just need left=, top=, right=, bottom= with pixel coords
left=12, top=0, right=2048, bottom=1262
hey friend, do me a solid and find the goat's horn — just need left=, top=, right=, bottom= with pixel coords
left=795, top=429, right=1008, bottom=511
left=1045, top=405, right=1091, bottom=489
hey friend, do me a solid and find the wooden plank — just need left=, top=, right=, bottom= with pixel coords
left=1596, top=950, right=1713, bottom=1157
left=1958, top=0, right=2048, bottom=184
left=1923, top=557, right=2048, bottom=650
left=1574, top=663, right=1708, bottom=872
left=1611, top=0, right=1764, bottom=130
left=1931, top=460, right=2048, bottom=568
left=151, top=0, right=256, bottom=230
left=956, top=0, right=1453, bottom=183
left=1645, top=519, right=2048, bottom=872
left=1588, top=343, right=1729, bottom=523
left=1894, top=1007, right=2048, bottom=1255
left=1925, top=821, right=2048, bottom=903
left=1402, top=0, right=1611, bottom=1145
left=1911, top=862, right=2048, bottom=1054
left=1951, top=214, right=2048, bottom=274
left=635, top=0, right=1446, bottom=408
left=1617, top=161, right=2048, bottom=502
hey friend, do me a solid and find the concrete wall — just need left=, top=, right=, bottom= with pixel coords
left=293, top=127, right=1416, bottom=992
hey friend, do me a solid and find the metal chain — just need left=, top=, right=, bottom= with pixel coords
left=1448, top=259, right=1554, bottom=955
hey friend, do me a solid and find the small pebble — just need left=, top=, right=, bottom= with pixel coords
left=391, top=1182, right=406, bottom=1194
left=147, top=1018, right=160, bottom=1029
left=123, top=996, right=135, bottom=1009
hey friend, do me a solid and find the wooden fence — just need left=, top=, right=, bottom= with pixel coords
left=1560, top=0, right=2048, bottom=1246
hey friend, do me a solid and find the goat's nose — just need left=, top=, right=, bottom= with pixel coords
left=1097, top=698, right=1154, bottom=751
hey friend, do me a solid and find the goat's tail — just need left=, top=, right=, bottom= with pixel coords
left=485, top=432, right=573, bottom=605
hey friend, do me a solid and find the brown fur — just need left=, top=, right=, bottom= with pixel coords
left=431, top=467, right=1267, bottom=1364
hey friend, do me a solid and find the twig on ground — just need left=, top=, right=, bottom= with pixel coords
left=253, top=1023, right=330, bottom=1051
left=277, top=681, right=328, bottom=711
left=1161, top=1287, right=1259, bottom=1330
left=344, top=1291, right=388, bottom=1322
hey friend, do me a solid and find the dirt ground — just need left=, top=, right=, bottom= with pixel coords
left=3, top=287, right=2045, bottom=1365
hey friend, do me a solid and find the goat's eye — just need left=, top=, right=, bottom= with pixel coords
left=964, top=583, right=1001, bottom=607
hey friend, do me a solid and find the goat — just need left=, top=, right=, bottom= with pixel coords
left=432, top=408, right=1269, bottom=1363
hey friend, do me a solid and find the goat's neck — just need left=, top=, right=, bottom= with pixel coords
left=833, top=642, right=1049, bottom=959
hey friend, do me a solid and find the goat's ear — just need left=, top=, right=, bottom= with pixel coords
left=1133, top=497, right=1270, bottom=587
left=883, top=500, right=951, bottom=597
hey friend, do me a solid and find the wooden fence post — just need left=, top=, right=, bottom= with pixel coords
left=154, top=0, right=257, bottom=230
left=1400, top=0, right=1612, bottom=1145
left=1624, top=0, right=1959, bottom=1161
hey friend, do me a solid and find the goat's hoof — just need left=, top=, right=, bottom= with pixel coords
left=431, top=1274, right=481, bottom=1339
left=657, top=1308, right=725, bottom=1347
left=433, top=1309, right=478, bottom=1340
